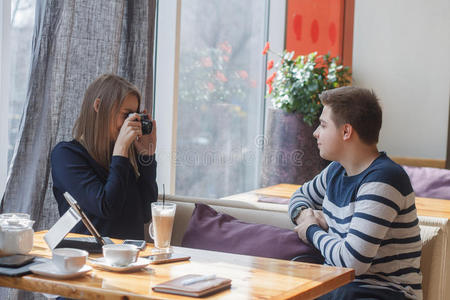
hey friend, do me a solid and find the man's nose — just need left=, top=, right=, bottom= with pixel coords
left=313, top=128, right=319, bottom=139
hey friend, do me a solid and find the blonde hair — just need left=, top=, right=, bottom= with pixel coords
left=73, top=74, right=141, bottom=176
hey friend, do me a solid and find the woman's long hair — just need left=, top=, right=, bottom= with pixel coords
left=73, top=74, right=141, bottom=176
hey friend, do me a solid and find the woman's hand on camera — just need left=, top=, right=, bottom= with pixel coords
left=113, top=114, right=142, bottom=157
left=134, top=110, right=157, bottom=156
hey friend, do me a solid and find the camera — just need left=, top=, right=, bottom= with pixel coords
left=129, top=113, right=153, bottom=135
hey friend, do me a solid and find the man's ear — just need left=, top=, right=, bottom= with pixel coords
left=342, top=124, right=353, bottom=141
left=93, top=98, right=101, bottom=113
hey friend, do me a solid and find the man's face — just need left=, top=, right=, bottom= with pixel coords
left=313, top=105, right=343, bottom=161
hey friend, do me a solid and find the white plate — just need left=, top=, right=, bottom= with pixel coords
left=89, top=257, right=151, bottom=272
left=29, top=262, right=92, bottom=279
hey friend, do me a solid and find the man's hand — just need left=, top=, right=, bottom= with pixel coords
left=294, top=208, right=326, bottom=244
left=295, top=209, right=328, bottom=231
left=313, top=210, right=329, bottom=231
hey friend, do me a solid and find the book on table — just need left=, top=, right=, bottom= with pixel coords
left=152, top=274, right=231, bottom=297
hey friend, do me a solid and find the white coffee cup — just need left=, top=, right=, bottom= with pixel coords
left=52, top=248, right=88, bottom=273
left=102, top=244, right=139, bottom=266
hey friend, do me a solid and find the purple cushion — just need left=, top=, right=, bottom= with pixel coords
left=181, top=203, right=323, bottom=263
left=402, top=165, right=450, bottom=200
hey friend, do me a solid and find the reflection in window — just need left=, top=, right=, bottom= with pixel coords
left=175, top=0, right=267, bottom=198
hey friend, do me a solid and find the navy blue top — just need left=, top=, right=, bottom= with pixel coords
left=289, top=153, right=422, bottom=298
left=51, top=140, right=158, bottom=240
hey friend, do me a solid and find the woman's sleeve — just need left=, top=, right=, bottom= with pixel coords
left=51, top=145, right=132, bottom=219
left=137, top=155, right=158, bottom=223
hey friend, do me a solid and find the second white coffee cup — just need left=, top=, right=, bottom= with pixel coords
left=52, top=248, right=88, bottom=273
left=102, top=244, right=139, bottom=266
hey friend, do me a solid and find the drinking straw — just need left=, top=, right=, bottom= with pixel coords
left=163, top=184, right=165, bottom=208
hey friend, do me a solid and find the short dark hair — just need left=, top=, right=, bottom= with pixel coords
left=319, top=86, right=382, bottom=144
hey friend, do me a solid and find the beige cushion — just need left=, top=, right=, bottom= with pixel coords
left=168, top=195, right=292, bottom=246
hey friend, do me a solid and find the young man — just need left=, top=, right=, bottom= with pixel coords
left=289, top=87, right=422, bottom=300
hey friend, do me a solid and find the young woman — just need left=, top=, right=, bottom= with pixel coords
left=51, top=74, right=158, bottom=240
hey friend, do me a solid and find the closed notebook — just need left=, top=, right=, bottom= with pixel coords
left=152, top=274, right=231, bottom=297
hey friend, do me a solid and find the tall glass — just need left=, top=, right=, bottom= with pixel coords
left=149, top=202, right=176, bottom=253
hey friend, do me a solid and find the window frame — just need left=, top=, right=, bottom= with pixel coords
left=0, top=0, right=11, bottom=197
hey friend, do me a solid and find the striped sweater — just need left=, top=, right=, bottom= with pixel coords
left=288, top=153, right=422, bottom=299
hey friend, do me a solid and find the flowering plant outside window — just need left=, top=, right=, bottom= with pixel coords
left=179, top=41, right=254, bottom=113
left=262, top=42, right=351, bottom=126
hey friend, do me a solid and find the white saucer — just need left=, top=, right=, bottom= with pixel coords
left=89, top=257, right=151, bottom=272
left=29, top=262, right=92, bottom=279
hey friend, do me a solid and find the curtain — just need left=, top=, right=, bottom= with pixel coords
left=0, top=0, right=156, bottom=298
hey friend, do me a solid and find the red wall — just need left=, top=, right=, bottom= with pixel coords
left=285, top=0, right=354, bottom=66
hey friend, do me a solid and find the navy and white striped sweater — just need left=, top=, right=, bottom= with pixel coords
left=289, top=153, right=422, bottom=299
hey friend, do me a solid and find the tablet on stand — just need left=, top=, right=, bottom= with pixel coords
left=44, top=192, right=114, bottom=253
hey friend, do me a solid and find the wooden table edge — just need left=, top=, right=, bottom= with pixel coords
left=272, top=269, right=355, bottom=300
left=0, top=275, right=157, bottom=300
left=0, top=270, right=355, bottom=300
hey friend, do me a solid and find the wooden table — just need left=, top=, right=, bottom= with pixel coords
left=222, top=183, right=450, bottom=219
left=0, top=231, right=354, bottom=300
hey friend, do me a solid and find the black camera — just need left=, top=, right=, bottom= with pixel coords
left=129, top=113, right=153, bottom=135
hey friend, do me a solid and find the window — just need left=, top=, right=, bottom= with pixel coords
left=174, top=0, right=268, bottom=198
left=0, top=0, right=36, bottom=195
left=155, top=0, right=284, bottom=198
left=1, top=0, right=286, bottom=199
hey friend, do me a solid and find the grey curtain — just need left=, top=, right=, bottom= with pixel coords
left=0, top=0, right=156, bottom=298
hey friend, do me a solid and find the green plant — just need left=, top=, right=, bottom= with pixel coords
left=262, top=42, right=352, bottom=126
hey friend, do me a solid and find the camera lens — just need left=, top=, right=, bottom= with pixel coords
left=140, top=115, right=152, bottom=135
